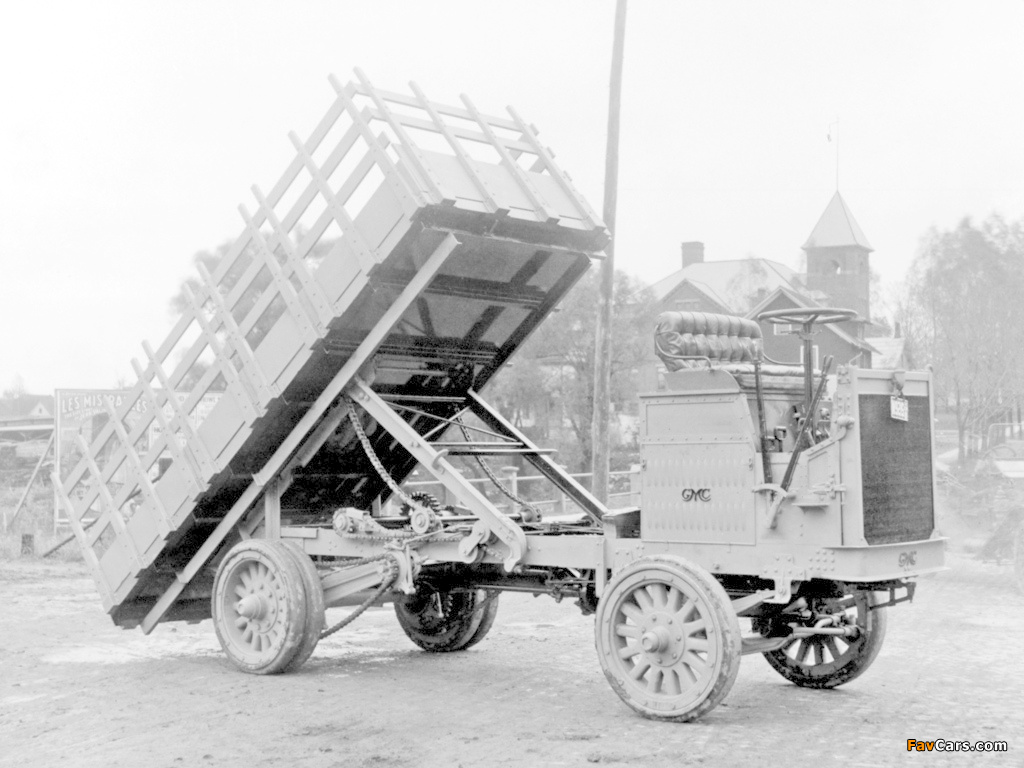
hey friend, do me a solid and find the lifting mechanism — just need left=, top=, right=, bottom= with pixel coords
left=55, top=72, right=944, bottom=722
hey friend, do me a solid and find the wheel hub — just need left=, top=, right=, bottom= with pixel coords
left=640, top=613, right=684, bottom=665
left=237, top=594, right=267, bottom=620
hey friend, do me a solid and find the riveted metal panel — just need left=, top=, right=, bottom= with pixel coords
left=642, top=393, right=752, bottom=444
left=641, top=442, right=757, bottom=544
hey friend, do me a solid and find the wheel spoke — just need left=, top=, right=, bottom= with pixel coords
left=675, top=599, right=697, bottom=624
left=618, top=641, right=641, bottom=659
left=647, top=668, right=663, bottom=693
left=633, top=586, right=655, bottom=612
left=665, top=586, right=684, bottom=614
left=795, top=639, right=813, bottom=664
left=620, top=600, right=643, bottom=624
left=680, top=651, right=708, bottom=685
left=630, top=659, right=651, bottom=680
left=646, top=582, right=669, bottom=609
left=822, top=635, right=842, bottom=661
left=615, top=622, right=641, bottom=639
left=681, top=650, right=707, bottom=671
left=663, top=668, right=682, bottom=696
left=687, top=637, right=709, bottom=653
left=680, top=618, right=707, bottom=636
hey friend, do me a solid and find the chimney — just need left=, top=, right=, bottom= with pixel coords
left=681, top=241, right=704, bottom=269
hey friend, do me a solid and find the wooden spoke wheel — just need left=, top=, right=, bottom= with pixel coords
left=395, top=587, right=499, bottom=652
left=211, top=539, right=309, bottom=674
left=595, top=556, right=741, bottom=722
left=762, top=592, right=886, bottom=689
left=281, top=542, right=325, bottom=672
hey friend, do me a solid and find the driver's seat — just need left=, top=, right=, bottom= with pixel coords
left=654, top=311, right=807, bottom=390
left=654, top=311, right=763, bottom=369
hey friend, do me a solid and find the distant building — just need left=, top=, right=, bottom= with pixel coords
left=648, top=191, right=893, bottom=372
left=0, top=394, right=54, bottom=439
left=0, top=393, right=54, bottom=463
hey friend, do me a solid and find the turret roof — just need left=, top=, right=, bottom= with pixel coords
left=802, top=191, right=873, bottom=251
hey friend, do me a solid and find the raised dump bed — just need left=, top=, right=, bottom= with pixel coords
left=55, top=70, right=608, bottom=627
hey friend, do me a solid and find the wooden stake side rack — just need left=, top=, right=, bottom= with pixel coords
left=53, top=71, right=609, bottom=628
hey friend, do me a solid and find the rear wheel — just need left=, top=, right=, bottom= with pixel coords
left=212, top=539, right=308, bottom=674
left=281, top=542, right=325, bottom=672
left=594, top=555, right=742, bottom=722
left=762, top=592, right=886, bottom=688
left=395, top=587, right=499, bottom=652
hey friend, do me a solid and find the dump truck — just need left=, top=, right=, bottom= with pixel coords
left=55, top=71, right=945, bottom=722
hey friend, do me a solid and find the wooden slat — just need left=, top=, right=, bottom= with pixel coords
left=288, top=131, right=378, bottom=273
left=408, top=80, right=506, bottom=215
left=348, top=79, right=522, bottom=133
left=460, top=93, right=559, bottom=223
left=506, top=105, right=601, bottom=228
left=353, top=68, right=451, bottom=205
left=329, top=76, right=425, bottom=213
left=195, top=260, right=275, bottom=410
left=250, top=185, right=334, bottom=327
left=102, top=398, right=170, bottom=537
left=141, top=341, right=216, bottom=478
left=182, top=282, right=260, bottom=420
left=360, top=106, right=536, bottom=155
left=239, top=206, right=318, bottom=345
left=130, top=357, right=201, bottom=490
left=75, top=434, right=142, bottom=572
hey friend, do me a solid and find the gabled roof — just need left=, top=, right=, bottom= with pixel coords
left=650, top=258, right=803, bottom=313
left=802, top=191, right=873, bottom=252
left=865, top=337, right=907, bottom=369
left=746, top=285, right=878, bottom=355
left=0, top=394, right=54, bottom=421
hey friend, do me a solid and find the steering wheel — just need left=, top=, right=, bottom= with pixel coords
left=757, top=307, right=858, bottom=407
left=758, top=307, right=859, bottom=326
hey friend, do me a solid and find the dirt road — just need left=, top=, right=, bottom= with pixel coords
left=2, top=546, right=1021, bottom=768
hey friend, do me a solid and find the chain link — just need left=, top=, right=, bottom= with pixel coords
left=456, top=417, right=539, bottom=516
left=319, top=554, right=400, bottom=640
left=345, top=397, right=419, bottom=509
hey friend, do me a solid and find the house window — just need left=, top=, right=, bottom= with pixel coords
left=799, top=344, right=820, bottom=369
left=773, top=323, right=794, bottom=335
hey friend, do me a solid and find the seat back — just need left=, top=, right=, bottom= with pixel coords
left=654, top=311, right=763, bottom=371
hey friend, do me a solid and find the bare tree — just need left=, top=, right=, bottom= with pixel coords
left=905, top=216, right=1024, bottom=463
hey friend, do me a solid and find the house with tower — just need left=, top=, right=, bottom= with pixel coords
left=649, top=191, right=904, bottom=371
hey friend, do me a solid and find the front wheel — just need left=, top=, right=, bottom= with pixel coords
left=762, top=592, right=886, bottom=689
left=594, top=555, right=742, bottom=722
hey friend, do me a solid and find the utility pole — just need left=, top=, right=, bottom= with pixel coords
left=591, top=0, right=627, bottom=503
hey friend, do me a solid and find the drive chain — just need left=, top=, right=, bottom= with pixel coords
left=456, top=417, right=540, bottom=517
left=319, top=554, right=401, bottom=640
left=345, top=397, right=419, bottom=510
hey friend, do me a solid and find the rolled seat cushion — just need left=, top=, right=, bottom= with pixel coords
left=654, top=311, right=764, bottom=371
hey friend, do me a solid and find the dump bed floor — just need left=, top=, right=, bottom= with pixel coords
left=56, top=73, right=607, bottom=618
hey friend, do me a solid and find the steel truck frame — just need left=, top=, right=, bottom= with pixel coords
left=55, top=72, right=944, bottom=722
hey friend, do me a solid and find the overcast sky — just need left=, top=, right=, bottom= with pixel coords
left=2, top=1, right=1022, bottom=394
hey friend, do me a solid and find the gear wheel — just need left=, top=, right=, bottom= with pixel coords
left=400, top=491, right=442, bottom=516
